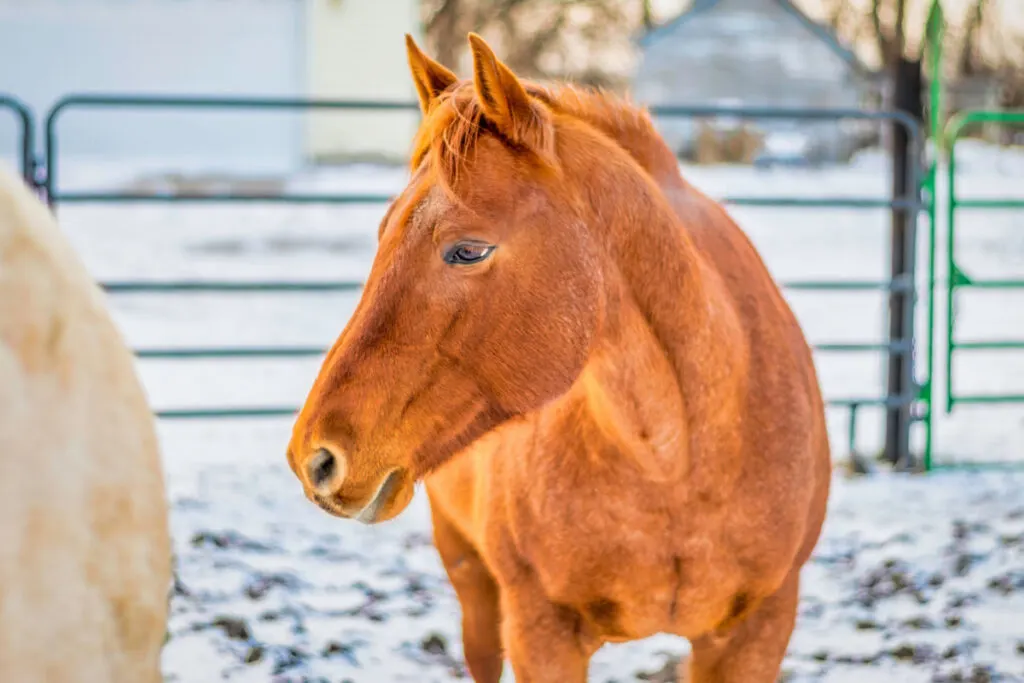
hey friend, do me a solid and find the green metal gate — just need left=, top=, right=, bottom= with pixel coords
left=934, top=110, right=1024, bottom=469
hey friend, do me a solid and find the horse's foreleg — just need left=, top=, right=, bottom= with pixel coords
left=429, top=504, right=504, bottom=683
left=683, top=572, right=800, bottom=683
left=501, top=582, right=595, bottom=683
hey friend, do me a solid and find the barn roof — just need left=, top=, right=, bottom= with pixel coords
left=638, top=0, right=876, bottom=78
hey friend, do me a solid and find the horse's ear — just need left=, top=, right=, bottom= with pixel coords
left=467, top=33, right=552, bottom=154
left=405, top=34, right=458, bottom=115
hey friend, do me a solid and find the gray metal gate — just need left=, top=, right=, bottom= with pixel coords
left=38, top=94, right=926, bottom=462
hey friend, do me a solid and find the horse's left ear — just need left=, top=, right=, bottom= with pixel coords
left=467, top=33, right=553, bottom=158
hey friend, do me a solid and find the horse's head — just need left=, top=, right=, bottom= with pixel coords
left=287, top=34, right=604, bottom=523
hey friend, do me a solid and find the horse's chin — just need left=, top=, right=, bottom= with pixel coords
left=308, top=469, right=415, bottom=525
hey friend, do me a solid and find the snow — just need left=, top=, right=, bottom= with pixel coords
left=5, top=142, right=1023, bottom=681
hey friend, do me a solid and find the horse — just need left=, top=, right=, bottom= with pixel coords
left=0, top=168, right=171, bottom=683
left=286, top=34, right=831, bottom=683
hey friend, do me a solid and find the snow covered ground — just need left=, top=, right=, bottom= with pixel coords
left=5, top=141, right=1023, bottom=681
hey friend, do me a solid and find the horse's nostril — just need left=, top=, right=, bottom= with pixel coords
left=308, top=449, right=336, bottom=489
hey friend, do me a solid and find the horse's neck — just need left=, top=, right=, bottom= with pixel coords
left=583, top=156, right=739, bottom=379
left=559, top=137, right=748, bottom=478
left=560, top=280, right=693, bottom=479
left=550, top=95, right=736, bottom=393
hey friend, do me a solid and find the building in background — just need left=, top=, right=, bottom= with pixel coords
left=633, top=0, right=880, bottom=165
left=0, top=0, right=420, bottom=175
left=305, top=0, right=420, bottom=163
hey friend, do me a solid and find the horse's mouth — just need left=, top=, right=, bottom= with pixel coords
left=310, top=469, right=406, bottom=525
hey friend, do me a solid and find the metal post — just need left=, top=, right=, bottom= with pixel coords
left=1, top=95, right=35, bottom=188
left=885, top=57, right=924, bottom=467
left=43, top=101, right=57, bottom=207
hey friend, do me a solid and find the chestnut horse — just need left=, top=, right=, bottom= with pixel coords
left=0, top=168, right=170, bottom=682
left=287, top=34, right=831, bottom=682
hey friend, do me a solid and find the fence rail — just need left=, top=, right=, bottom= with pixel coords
left=43, top=94, right=419, bottom=206
left=35, top=94, right=928, bottom=460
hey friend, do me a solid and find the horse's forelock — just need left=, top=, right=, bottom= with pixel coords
left=410, top=82, right=572, bottom=199
left=410, top=85, right=487, bottom=196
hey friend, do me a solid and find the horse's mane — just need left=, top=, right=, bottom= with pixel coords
left=528, top=83, right=682, bottom=181
left=410, top=81, right=682, bottom=193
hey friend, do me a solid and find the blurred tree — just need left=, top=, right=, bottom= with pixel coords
left=820, top=0, right=1023, bottom=120
left=421, top=0, right=661, bottom=88
left=821, top=0, right=1022, bottom=76
left=423, top=0, right=1021, bottom=98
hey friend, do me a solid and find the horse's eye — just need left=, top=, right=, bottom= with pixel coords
left=444, top=241, right=496, bottom=265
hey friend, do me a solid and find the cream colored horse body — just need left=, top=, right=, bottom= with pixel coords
left=0, top=168, right=170, bottom=683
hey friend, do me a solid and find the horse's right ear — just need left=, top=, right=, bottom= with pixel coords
left=405, top=34, right=458, bottom=115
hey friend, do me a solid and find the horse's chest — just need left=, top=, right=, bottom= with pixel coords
left=502, top=475, right=747, bottom=639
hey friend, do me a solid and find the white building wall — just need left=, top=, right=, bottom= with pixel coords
left=0, top=0, right=306, bottom=174
left=305, top=0, right=422, bottom=163
left=0, top=0, right=423, bottom=175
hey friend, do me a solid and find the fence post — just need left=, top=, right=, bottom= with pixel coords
left=0, top=95, right=35, bottom=188
left=885, top=57, right=924, bottom=467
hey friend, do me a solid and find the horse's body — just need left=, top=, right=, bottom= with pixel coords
left=0, top=169, right=170, bottom=683
left=288, top=35, right=830, bottom=682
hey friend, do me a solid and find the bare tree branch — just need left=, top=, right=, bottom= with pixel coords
left=641, top=0, right=655, bottom=31
left=870, top=0, right=889, bottom=65
left=424, top=0, right=466, bottom=69
left=892, top=0, right=907, bottom=62
left=957, top=0, right=988, bottom=76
